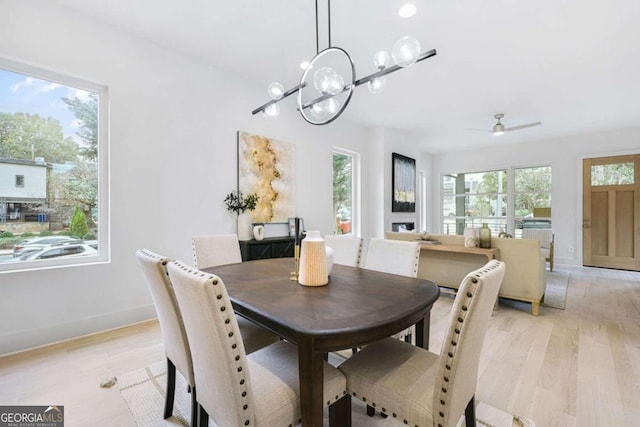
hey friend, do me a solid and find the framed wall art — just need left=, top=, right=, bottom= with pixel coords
left=392, top=152, right=416, bottom=212
left=238, top=131, right=296, bottom=223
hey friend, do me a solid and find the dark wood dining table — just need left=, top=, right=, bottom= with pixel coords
left=203, top=257, right=440, bottom=426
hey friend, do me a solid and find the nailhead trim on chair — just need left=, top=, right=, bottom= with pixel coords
left=435, top=261, right=502, bottom=427
left=176, top=263, right=253, bottom=427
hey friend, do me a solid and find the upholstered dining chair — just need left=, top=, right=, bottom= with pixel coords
left=338, top=260, right=506, bottom=427
left=363, top=237, right=421, bottom=278
left=167, top=260, right=350, bottom=427
left=191, top=233, right=280, bottom=353
left=324, top=234, right=363, bottom=267
left=363, top=238, right=421, bottom=343
left=522, top=228, right=555, bottom=271
left=192, top=233, right=243, bottom=269
left=136, top=249, right=197, bottom=427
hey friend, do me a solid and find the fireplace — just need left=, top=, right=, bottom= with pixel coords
left=392, top=222, right=415, bottom=232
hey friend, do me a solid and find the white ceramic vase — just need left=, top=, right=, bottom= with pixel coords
left=253, top=224, right=265, bottom=241
left=237, top=212, right=253, bottom=241
left=298, top=230, right=329, bottom=286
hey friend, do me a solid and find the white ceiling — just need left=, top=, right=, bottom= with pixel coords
left=52, top=0, right=640, bottom=153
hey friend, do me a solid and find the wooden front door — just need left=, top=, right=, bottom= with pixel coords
left=583, top=154, right=640, bottom=270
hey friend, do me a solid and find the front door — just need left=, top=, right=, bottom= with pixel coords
left=583, top=154, right=640, bottom=270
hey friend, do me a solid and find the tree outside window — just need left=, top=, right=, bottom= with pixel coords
left=0, top=61, right=107, bottom=269
left=333, top=151, right=354, bottom=235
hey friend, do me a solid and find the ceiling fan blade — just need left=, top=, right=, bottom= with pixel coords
left=504, top=122, right=542, bottom=132
left=465, top=128, right=492, bottom=132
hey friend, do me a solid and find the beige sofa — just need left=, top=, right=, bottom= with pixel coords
left=386, top=232, right=546, bottom=315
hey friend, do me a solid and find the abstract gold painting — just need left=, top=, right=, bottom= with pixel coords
left=238, top=131, right=296, bottom=223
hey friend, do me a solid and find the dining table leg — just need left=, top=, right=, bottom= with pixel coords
left=298, top=336, right=324, bottom=426
left=414, top=312, right=431, bottom=350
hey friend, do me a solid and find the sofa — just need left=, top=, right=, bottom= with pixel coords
left=385, top=232, right=546, bottom=315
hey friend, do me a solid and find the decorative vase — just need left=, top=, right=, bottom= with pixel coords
left=237, top=212, right=253, bottom=241
left=253, top=224, right=265, bottom=241
left=464, top=228, right=479, bottom=248
left=479, top=223, right=492, bottom=248
left=325, top=245, right=334, bottom=275
left=298, top=230, right=329, bottom=286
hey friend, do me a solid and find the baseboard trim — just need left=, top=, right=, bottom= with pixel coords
left=0, top=304, right=157, bottom=357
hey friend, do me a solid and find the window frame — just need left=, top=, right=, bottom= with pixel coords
left=332, top=147, right=361, bottom=237
left=441, top=164, right=552, bottom=237
left=15, top=175, right=25, bottom=187
left=0, top=57, right=110, bottom=273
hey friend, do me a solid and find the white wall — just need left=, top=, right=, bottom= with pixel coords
left=431, top=127, right=640, bottom=265
left=0, top=163, right=47, bottom=199
left=0, top=2, right=371, bottom=355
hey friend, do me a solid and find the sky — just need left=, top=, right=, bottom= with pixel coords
left=0, top=68, right=93, bottom=143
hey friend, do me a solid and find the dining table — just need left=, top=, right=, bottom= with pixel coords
left=203, top=257, right=440, bottom=426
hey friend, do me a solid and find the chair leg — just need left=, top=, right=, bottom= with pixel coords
left=190, top=386, right=198, bottom=427
left=198, top=404, right=209, bottom=427
left=164, top=358, right=176, bottom=419
left=465, top=396, right=476, bottom=427
left=329, top=395, right=351, bottom=427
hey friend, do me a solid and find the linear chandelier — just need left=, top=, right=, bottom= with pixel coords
left=251, top=0, right=437, bottom=125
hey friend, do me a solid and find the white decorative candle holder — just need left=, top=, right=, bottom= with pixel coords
left=464, top=228, right=479, bottom=248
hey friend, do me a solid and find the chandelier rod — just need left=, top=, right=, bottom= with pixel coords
left=298, top=49, right=437, bottom=111
left=251, top=48, right=437, bottom=115
left=315, top=0, right=332, bottom=53
left=315, top=0, right=319, bottom=54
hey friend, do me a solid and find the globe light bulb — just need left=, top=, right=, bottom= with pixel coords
left=398, top=3, right=417, bottom=18
left=267, top=82, right=285, bottom=100
left=310, top=101, right=328, bottom=120
left=373, top=51, right=391, bottom=70
left=325, top=98, right=340, bottom=114
left=262, top=103, right=280, bottom=119
left=367, top=77, right=387, bottom=94
left=313, top=67, right=344, bottom=95
left=392, top=36, right=421, bottom=67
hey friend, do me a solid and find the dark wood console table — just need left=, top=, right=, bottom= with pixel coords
left=239, top=236, right=295, bottom=261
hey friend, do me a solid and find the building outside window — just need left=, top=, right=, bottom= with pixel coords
left=0, top=58, right=109, bottom=271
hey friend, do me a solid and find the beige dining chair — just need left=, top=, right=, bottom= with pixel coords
left=363, top=237, right=421, bottom=278
left=363, top=238, right=421, bottom=343
left=191, top=233, right=279, bottom=353
left=136, top=249, right=197, bottom=427
left=324, top=234, right=363, bottom=267
left=522, top=228, right=555, bottom=271
left=192, top=233, right=243, bottom=269
left=338, top=260, right=506, bottom=427
left=167, top=260, right=350, bottom=427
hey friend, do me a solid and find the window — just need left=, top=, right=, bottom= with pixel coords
left=514, top=166, right=552, bottom=236
left=0, top=58, right=109, bottom=272
left=442, top=170, right=507, bottom=236
left=442, top=165, right=552, bottom=237
left=591, top=162, right=634, bottom=185
left=333, top=149, right=360, bottom=235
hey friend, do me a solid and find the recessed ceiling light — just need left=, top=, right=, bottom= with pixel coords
left=299, top=61, right=310, bottom=70
left=398, top=3, right=417, bottom=18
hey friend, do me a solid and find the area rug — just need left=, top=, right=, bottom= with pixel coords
left=542, top=270, right=570, bottom=309
left=118, top=361, right=534, bottom=427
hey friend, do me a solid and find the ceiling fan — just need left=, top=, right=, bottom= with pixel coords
left=469, top=113, right=542, bottom=136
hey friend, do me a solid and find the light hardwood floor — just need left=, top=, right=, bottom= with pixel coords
left=0, top=264, right=638, bottom=426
